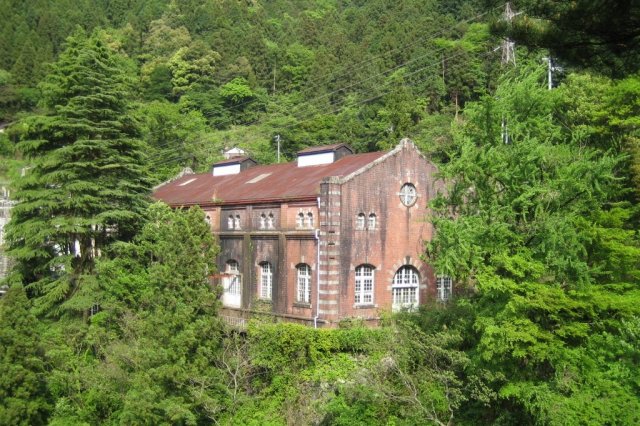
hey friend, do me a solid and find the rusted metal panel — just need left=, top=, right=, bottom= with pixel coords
left=153, top=152, right=385, bottom=207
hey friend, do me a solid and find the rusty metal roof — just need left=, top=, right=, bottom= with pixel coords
left=153, top=151, right=385, bottom=206
left=297, top=143, right=352, bottom=155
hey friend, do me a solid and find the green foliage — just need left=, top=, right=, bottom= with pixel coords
left=134, top=100, right=211, bottom=180
left=1, top=2, right=639, bottom=425
left=490, top=0, right=640, bottom=77
left=0, top=285, right=51, bottom=425
left=5, top=31, right=151, bottom=314
left=43, top=203, right=226, bottom=424
left=428, top=65, right=640, bottom=424
left=168, top=40, right=221, bottom=96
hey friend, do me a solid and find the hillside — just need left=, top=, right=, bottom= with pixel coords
left=0, top=1, right=639, bottom=424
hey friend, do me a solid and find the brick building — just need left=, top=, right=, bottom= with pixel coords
left=153, top=139, right=450, bottom=326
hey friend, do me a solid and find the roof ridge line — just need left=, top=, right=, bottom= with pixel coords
left=326, top=138, right=421, bottom=184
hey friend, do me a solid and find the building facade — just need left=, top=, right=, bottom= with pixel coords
left=153, top=139, right=449, bottom=326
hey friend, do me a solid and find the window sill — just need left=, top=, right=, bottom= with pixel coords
left=354, top=303, right=377, bottom=309
left=293, top=302, right=312, bottom=309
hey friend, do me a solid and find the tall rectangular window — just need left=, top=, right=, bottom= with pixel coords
left=260, top=262, right=273, bottom=300
left=368, top=213, right=376, bottom=229
left=355, top=265, right=374, bottom=304
left=296, top=264, right=311, bottom=303
left=436, top=275, right=452, bottom=301
left=222, top=260, right=242, bottom=308
left=226, top=261, right=241, bottom=295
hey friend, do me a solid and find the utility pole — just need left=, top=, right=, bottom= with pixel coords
left=501, top=2, right=518, bottom=66
left=501, top=114, right=510, bottom=144
left=542, top=57, right=561, bottom=90
left=275, top=134, right=281, bottom=163
left=272, top=58, right=276, bottom=94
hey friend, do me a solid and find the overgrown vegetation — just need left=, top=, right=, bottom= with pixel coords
left=0, top=0, right=638, bottom=424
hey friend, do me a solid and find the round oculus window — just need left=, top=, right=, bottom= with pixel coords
left=399, top=183, right=417, bottom=206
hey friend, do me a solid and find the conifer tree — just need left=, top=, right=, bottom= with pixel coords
left=6, top=31, right=151, bottom=313
left=0, top=285, right=50, bottom=424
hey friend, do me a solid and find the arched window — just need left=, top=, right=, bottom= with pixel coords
left=235, top=215, right=241, bottom=230
left=267, top=213, right=275, bottom=229
left=368, top=213, right=376, bottom=229
left=223, top=260, right=242, bottom=308
left=228, top=215, right=234, bottom=229
left=297, top=212, right=305, bottom=228
left=356, top=213, right=365, bottom=230
left=296, top=264, right=311, bottom=303
left=259, top=262, right=273, bottom=300
left=436, top=275, right=452, bottom=302
left=307, top=212, right=313, bottom=228
left=259, top=213, right=267, bottom=229
left=355, top=265, right=374, bottom=304
left=392, top=266, right=419, bottom=311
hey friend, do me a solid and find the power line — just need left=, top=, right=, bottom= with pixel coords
left=174, top=4, right=506, bottom=131
left=147, top=5, right=516, bottom=168
left=146, top=38, right=486, bottom=164
left=148, top=44, right=503, bottom=168
left=281, top=47, right=503, bottom=133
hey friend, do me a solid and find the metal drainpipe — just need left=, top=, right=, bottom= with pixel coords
left=314, top=196, right=321, bottom=328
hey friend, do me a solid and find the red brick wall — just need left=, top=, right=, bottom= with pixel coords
left=213, top=141, right=444, bottom=326
left=336, top=141, right=442, bottom=319
left=283, top=201, right=318, bottom=230
left=284, top=236, right=317, bottom=318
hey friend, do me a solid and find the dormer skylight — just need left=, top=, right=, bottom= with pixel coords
left=212, top=157, right=257, bottom=176
left=246, top=173, right=272, bottom=184
left=296, top=143, right=353, bottom=167
left=178, top=178, right=198, bottom=186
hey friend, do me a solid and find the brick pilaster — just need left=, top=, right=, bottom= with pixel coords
left=318, top=178, right=342, bottom=324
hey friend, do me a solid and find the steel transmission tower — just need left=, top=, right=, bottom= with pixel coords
left=501, top=3, right=518, bottom=66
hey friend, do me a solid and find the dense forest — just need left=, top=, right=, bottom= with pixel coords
left=0, top=0, right=639, bottom=424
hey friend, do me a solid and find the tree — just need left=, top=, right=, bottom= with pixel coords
left=5, top=31, right=151, bottom=313
left=113, top=204, right=225, bottom=424
left=0, top=285, right=51, bottom=425
left=428, top=66, right=640, bottom=424
left=39, top=203, right=226, bottom=424
left=490, top=0, right=640, bottom=77
left=217, top=77, right=266, bottom=125
left=435, top=23, right=492, bottom=117
left=168, top=40, right=221, bottom=97
left=323, top=320, right=469, bottom=426
left=135, top=100, right=211, bottom=179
